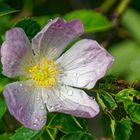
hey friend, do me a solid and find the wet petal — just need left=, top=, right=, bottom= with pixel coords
left=43, top=85, right=99, bottom=118
left=3, top=81, right=47, bottom=130
left=32, top=18, right=83, bottom=59
left=1, top=28, right=34, bottom=78
left=56, top=39, right=114, bottom=89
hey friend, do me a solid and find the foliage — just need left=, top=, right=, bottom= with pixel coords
left=0, top=3, right=18, bottom=17
left=14, top=18, right=41, bottom=40
left=64, top=10, right=112, bottom=33
left=111, top=118, right=132, bottom=140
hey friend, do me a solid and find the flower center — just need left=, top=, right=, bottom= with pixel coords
left=29, top=58, right=58, bottom=87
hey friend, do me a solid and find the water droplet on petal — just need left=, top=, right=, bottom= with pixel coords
left=48, top=105, right=54, bottom=110
left=35, top=118, right=39, bottom=122
left=73, top=73, right=77, bottom=77
left=19, top=83, right=22, bottom=87
left=41, top=106, right=45, bottom=110
left=40, top=119, right=44, bottom=123
left=36, top=97, right=40, bottom=101
left=33, top=123, right=38, bottom=127
left=68, top=90, right=73, bottom=96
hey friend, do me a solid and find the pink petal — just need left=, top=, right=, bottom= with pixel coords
left=32, top=18, right=84, bottom=59
left=43, top=85, right=99, bottom=118
left=3, top=81, right=47, bottom=130
left=1, top=28, right=34, bottom=78
left=56, top=39, right=114, bottom=89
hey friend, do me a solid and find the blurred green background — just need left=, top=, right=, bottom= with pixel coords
left=0, top=0, right=140, bottom=139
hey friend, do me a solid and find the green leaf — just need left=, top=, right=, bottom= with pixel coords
left=48, top=113, right=87, bottom=133
left=34, top=16, right=51, bottom=27
left=64, top=10, right=112, bottom=33
left=125, top=101, right=140, bottom=124
left=0, top=99, right=7, bottom=119
left=111, top=118, right=132, bottom=140
left=115, top=88, right=140, bottom=103
left=97, top=90, right=117, bottom=111
left=121, top=8, right=140, bottom=42
left=0, top=34, right=2, bottom=43
left=14, top=18, right=41, bottom=40
left=0, top=64, right=11, bottom=93
left=116, top=89, right=140, bottom=124
left=0, top=4, right=18, bottom=16
left=0, top=133, right=11, bottom=140
left=110, top=40, right=140, bottom=82
left=10, top=127, right=44, bottom=140
left=61, top=132, right=95, bottom=140
left=0, top=76, right=10, bottom=93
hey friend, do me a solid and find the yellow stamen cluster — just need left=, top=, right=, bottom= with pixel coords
left=29, top=58, right=58, bottom=87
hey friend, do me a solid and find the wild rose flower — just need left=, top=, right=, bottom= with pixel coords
left=1, top=18, right=114, bottom=130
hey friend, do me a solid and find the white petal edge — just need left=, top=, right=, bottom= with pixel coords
left=56, top=39, right=114, bottom=89
left=42, top=85, right=100, bottom=118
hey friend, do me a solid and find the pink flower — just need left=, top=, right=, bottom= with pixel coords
left=1, top=18, right=114, bottom=130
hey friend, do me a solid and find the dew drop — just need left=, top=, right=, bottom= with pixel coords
left=68, top=90, right=73, bottom=96
left=73, top=73, right=77, bottom=77
left=40, top=119, right=44, bottom=123
left=19, top=83, right=22, bottom=87
left=41, top=106, right=45, bottom=110
left=48, top=105, right=54, bottom=110
left=35, top=118, right=39, bottom=122
left=36, top=97, right=40, bottom=101
left=33, top=123, right=38, bottom=127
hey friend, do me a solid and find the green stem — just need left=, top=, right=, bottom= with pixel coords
left=115, top=0, right=130, bottom=15
left=100, top=0, right=117, bottom=13
left=46, top=127, right=55, bottom=140
left=112, top=0, right=131, bottom=27
left=71, top=116, right=83, bottom=129
left=102, top=0, right=131, bottom=48
left=83, top=88, right=98, bottom=93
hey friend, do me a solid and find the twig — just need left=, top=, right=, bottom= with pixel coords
left=112, top=0, right=131, bottom=27
left=46, top=127, right=55, bottom=140
left=100, top=0, right=117, bottom=13
left=102, top=0, right=131, bottom=48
